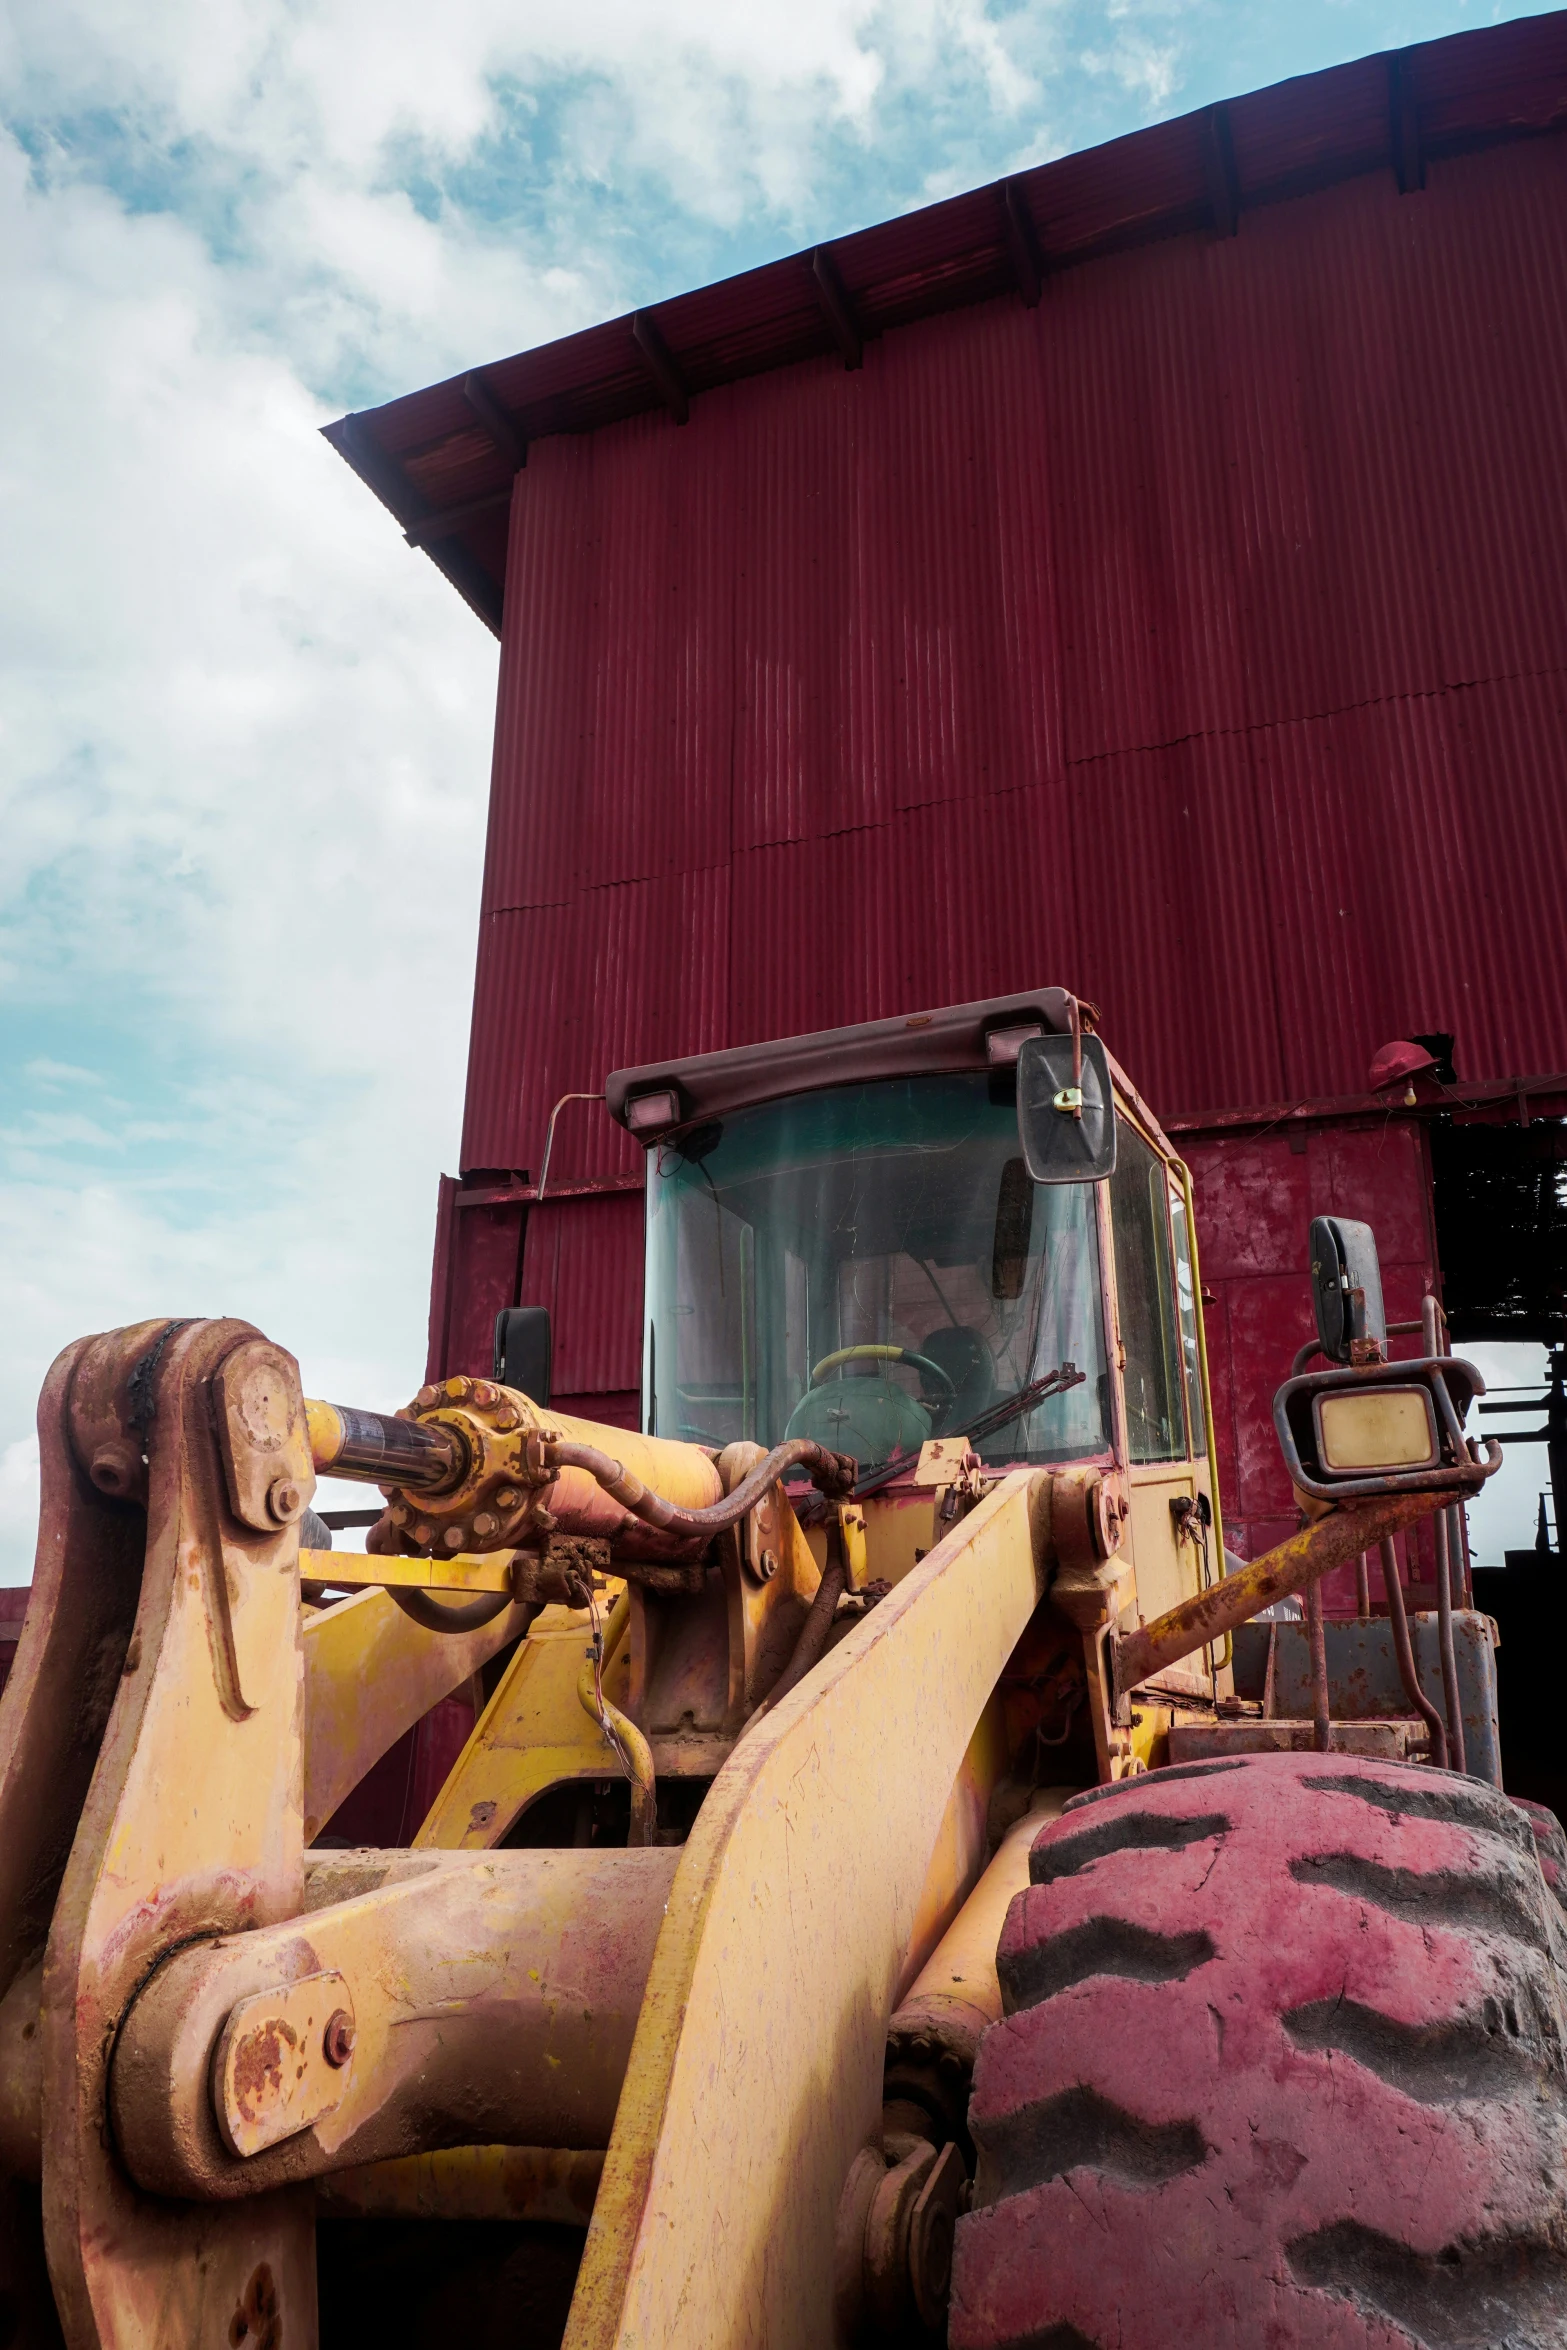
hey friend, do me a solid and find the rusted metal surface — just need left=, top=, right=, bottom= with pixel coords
left=563, top=1468, right=1051, bottom=2350
left=1229, top=1610, right=1502, bottom=1783
left=1423, top=1293, right=1469, bottom=1773
left=1167, top=1719, right=1417, bottom=1763
left=333, top=1378, right=724, bottom=1564
left=1304, top=1577, right=1331, bottom=1754
left=1273, top=1355, right=1500, bottom=1505
left=215, top=1973, right=355, bottom=2159
left=546, top=1432, right=853, bottom=1537
left=14, top=1320, right=318, bottom=2348
left=1114, top=1488, right=1446, bottom=1696
left=317, top=2145, right=604, bottom=2225
left=111, top=1845, right=677, bottom=2199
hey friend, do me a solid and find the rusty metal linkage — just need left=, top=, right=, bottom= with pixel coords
left=1114, top=1489, right=1451, bottom=1698
left=1304, top=1577, right=1332, bottom=1753
left=1420, top=1295, right=1468, bottom=1775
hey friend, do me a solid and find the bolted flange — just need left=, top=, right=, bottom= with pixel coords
left=836, top=2133, right=967, bottom=2343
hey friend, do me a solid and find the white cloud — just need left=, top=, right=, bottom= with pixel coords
left=0, top=1439, right=41, bottom=1585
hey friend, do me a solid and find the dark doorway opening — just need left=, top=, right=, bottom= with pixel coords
left=1432, top=1117, right=1567, bottom=1818
left=1431, top=1117, right=1567, bottom=1343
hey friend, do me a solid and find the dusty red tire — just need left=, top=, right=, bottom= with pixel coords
left=951, top=1753, right=1567, bottom=2349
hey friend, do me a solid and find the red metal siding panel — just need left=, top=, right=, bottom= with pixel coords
left=470, top=130, right=1567, bottom=1174
left=464, top=862, right=729, bottom=1187
left=452, top=125, right=1567, bottom=1449
left=1066, top=731, right=1286, bottom=1114
left=1392, top=142, right=1567, bottom=689
left=518, top=1193, right=644, bottom=1400
left=1044, top=235, right=1247, bottom=763
left=1451, top=669, right=1567, bottom=1079
left=1216, top=178, right=1447, bottom=729
left=1187, top=1119, right=1437, bottom=1591
left=730, top=357, right=891, bottom=850
left=442, top=1203, right=524, bottom=1383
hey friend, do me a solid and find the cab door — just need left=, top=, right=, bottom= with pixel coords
left=1107, top=1118, right=1227, bottom=1695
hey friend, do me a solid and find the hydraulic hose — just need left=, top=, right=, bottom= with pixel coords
left=754, top=1557, right=848, bottom=1720
left=577, top=1592, right=657, bottom=1846
left=545, top=1436, right=855, bottom=1541
left=390, top=1587, right=525, bottom=1635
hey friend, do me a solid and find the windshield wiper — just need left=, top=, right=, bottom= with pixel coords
left=964, top=1360, right=1084, bottom=1448
left=841, top=1362, right=1087, bottom=1501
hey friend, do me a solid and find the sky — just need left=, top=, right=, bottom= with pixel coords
left=0, top=0, right=1556, bottom=1579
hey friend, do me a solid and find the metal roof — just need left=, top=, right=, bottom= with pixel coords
left=325, top=13, right=1567, bottom=636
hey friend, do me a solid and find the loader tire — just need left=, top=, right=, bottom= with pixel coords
left=950, top=1753, right=1567, bottom=2350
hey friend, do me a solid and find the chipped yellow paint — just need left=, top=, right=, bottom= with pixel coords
left=302, top=1586, right=532, bottom=1843
left=415, top=1600, right=633, bottom=1851
left=564, top=1470, right=1049, bottom=2350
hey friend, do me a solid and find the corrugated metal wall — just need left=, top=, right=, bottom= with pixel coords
left=442, top=132, right=1567, bottom=1519
left=1187, top=1120, right=1437, bottom=1585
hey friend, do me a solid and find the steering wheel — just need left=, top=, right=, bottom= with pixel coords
left=808, top=1344, right=957, bottom=1400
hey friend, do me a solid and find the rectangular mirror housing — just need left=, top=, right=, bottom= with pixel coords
left=493, top=1306, right=552, bottom=1404
left=1309, top=1215, right=1387, bottom=1364
left=1016, top=1033, right=1117, bottom=1184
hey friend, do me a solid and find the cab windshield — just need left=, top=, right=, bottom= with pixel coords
left=644, top=1074, right=1110, bottom=1473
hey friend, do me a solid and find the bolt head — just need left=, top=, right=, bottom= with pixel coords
left=412, top=1522, right=435, bottom=1547
left=760, top=1548, right=779, bottom=1581
left=442, top=1526, right=466, bottom=1552
left=415, top=1384, right=440, bottom=1411
left=267, top=1478, right=304, bottom=1525
left=471, top=1380, right=499, bottom=1408
left=322, top=2010, right=355, bottom=2067
left=496, top=1488, right=520, bottom=1511
left=444, top=1377, right=472, bottom=1401
left=89, top=1440, right=142, bottom=1498
left=472, top=1512, right=499, bottom=1542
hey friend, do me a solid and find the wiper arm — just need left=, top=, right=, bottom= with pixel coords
left=964, top=1360, right=1085, bottom=1449
left=841, top=1363, right=1087, bottom=1503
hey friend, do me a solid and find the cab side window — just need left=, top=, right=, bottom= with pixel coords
left=1169, top=1182, right=1206, bottom=1453
left=1109, top=1123, right=1186, bottom=1462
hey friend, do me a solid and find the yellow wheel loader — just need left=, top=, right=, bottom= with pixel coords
left=4, top=988, right=1555, bottom=2350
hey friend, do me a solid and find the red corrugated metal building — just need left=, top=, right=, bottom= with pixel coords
left=332, top=12, right=1567, bottom=1583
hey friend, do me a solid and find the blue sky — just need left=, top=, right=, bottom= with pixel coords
left=0, top=0, right=1555, bottom=1575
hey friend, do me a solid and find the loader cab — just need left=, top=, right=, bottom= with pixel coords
left=608, top=991, right=1223, bottom=1668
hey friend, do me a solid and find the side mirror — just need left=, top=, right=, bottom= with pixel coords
left=494, top=1306, right=552, bottom=1404
left=1016, top=1033, right=1117, bottom=1184
left=1308, top=1216, right=1387, bottom=1365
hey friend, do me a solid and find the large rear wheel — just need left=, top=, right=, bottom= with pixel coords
left=951, top=1752, right=1567, bottom=2348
